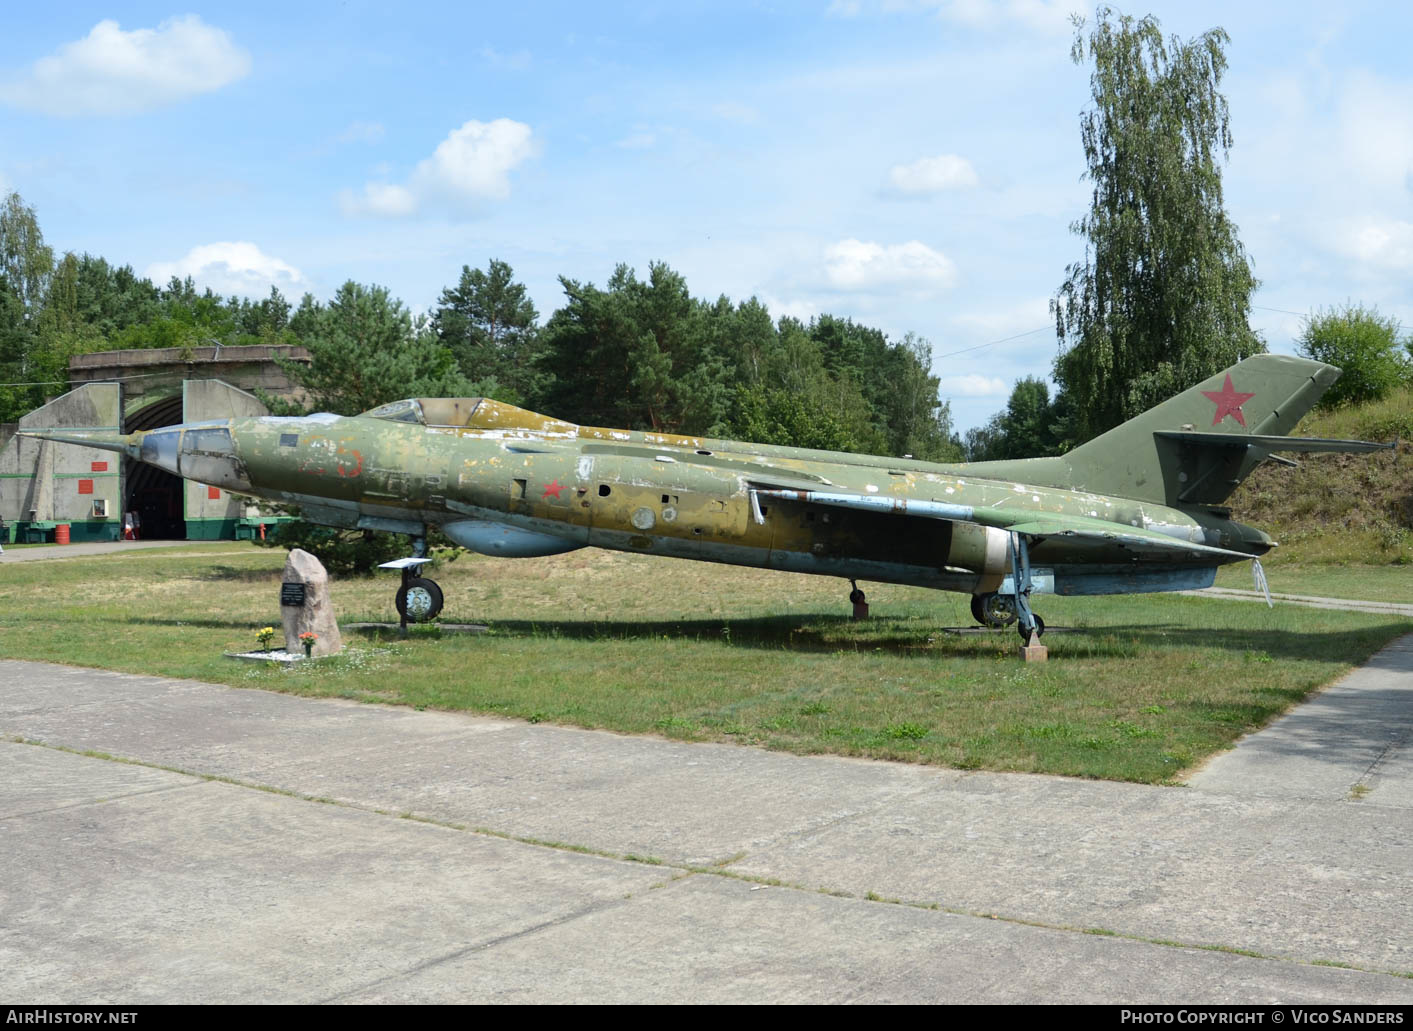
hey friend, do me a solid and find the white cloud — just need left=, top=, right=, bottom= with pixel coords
left=1333, top=219, right=1413, bottom=271
left=342, top=118, right=536, bottom=218
left=938, top=374, right=1009, bottom=397
left=0, top=16, right=250, bottom=116
left=886, top=154, right=978, bottom=196
left=147, top=242, right=308, bottom=299
left=340, top=183, right=417, bottom=217
left=823, top=239, right=958, bottom=290
left=759, top=293, right=819, bottom=324
left=418, top=119, right=535, bottom=201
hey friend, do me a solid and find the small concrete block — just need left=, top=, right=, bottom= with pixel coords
left=1019, top=642, right=1048, bottom=662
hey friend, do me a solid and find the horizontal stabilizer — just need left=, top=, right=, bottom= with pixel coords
left=1153, top=431, right=1393, bottom=454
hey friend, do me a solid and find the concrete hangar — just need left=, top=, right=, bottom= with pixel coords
left=0, top=345, right=306, bottom=543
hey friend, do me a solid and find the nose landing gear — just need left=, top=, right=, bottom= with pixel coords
left=396, top=576, right=444, bottom=622
left=379, top=533, right=445, bottom=636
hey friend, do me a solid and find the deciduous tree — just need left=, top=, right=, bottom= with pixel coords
left=1297, top=303, right=1411, bottom=408
left=1052, top=8, right=1262, bottom=441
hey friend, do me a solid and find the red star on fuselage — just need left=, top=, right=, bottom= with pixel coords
left=1201, top=373, right=1256, bottom=427
left=542, top=479, right=566, bottom=500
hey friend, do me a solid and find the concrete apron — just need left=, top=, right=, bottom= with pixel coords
left=2, top=640, right=1412, bottom=1004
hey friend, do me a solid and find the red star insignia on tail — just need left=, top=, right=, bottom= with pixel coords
left=1201, top=374, right=1256, bottom=427
left=541, top=479, right=566, bottom=499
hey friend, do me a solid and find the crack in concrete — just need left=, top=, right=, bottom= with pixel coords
left=16, top=735, right=1412, bottom=985
left=0, top=780, right=204, bottom=821
left=315, top=874, right=691, bottom=1003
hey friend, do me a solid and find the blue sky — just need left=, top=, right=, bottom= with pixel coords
left=3, top=2, right=1411, bottom=433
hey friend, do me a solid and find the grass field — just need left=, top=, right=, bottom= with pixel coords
left=1213, top=562, right=1413, bottom=603
left=2, top=542, right=1408, bottom=785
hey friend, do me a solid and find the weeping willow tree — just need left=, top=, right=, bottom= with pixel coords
left=1052, top=8, right=1263, bottom=441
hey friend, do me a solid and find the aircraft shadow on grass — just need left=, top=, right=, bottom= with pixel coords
left=349, top=614, right=1411, bottom=663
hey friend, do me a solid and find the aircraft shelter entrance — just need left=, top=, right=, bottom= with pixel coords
left=122, top=392, right=186, bottom=541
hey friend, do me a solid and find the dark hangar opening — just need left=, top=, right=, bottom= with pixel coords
left=122, top=394, right=185, bottom=540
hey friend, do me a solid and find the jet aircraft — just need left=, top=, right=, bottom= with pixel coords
left=24, top=354, right=1391, bottom=641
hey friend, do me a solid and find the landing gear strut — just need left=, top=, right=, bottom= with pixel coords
left=1007, top=531, right=1043, bottom=643
left=849, top=580, right=869, bottom=620
left=969, top=533, right=1044, bottom=641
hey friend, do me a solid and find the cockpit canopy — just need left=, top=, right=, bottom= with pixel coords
left=359, top=397, right=579, bottom=437
left=361, top=398, right=429, bottom=424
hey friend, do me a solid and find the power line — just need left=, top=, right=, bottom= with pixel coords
left=934, top=325, right=1053, bottom=362
left=0, top=369, right=205, bottom=388
left=1253, top=305, right=1308, bottom=319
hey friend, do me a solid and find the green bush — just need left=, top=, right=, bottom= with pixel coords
left=252, top=518, right=464, bottom=577
left=1297, top=303, right=1412, bottom=409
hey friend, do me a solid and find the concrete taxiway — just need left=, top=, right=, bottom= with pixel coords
left=2, top=634, right=1412, bottom=1004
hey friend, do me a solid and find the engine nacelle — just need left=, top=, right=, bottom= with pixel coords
left=944, top=521, right=1011, bottom=592
left=442, top=518, right=585, bottom=558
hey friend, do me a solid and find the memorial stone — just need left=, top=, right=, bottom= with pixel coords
left=281, top=548, right=343, bottom=657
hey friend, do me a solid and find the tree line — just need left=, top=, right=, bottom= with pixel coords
left=0, top=197, right=962, bottom=463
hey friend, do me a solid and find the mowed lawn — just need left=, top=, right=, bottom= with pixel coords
left=2, top=542, right=1408, bottom=784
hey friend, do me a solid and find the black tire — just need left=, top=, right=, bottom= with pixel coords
left=396, top=577, right=444, bottom=622
left=1017, top=613, right=1046, bottom=641
left=977, top=592, right=1018, bottom=628
left=969, top=594, right=987, bottom=625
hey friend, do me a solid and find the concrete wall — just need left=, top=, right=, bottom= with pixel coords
left=69, top=345, right=309, bottom=412
left=0, top=383, right=123, bottom=541
left=182, top=380, right=270, bottom=539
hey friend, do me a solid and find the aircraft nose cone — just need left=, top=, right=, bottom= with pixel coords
left=18, top=429, right=141, bottom=459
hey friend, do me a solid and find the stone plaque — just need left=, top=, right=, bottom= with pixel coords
left=280, top=582, right=307, bottom=607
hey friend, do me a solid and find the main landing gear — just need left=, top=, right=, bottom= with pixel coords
left=969, top=533, right=1044, bottom=642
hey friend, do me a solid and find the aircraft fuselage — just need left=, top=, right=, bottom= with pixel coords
left=140, top=409, right=1269, bottom=600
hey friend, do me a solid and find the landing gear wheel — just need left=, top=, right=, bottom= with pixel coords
left=975, top=592, right=1017, bottom=628
left=1017, top=614, right=1045, bottom=641
left=396, top=577, right=444, bottom=622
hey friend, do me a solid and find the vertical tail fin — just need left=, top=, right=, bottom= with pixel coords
left=965, top=355, right=1342, bottom=508
left=1059, top=354, right=1339, bottom=506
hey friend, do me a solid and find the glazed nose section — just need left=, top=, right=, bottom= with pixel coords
left=138, top=427, right=181, bottom=476
left=175, top=426, right=251, bottom=490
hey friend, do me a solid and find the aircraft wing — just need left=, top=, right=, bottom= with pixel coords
left=750, top=487, right=1255, bottom=562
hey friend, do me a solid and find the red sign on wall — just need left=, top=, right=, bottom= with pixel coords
left=77, top=479, right=94, bottom=495
left=208, top=486, right=221, bottom=500
left=91, top=461, right=108, bottom=472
